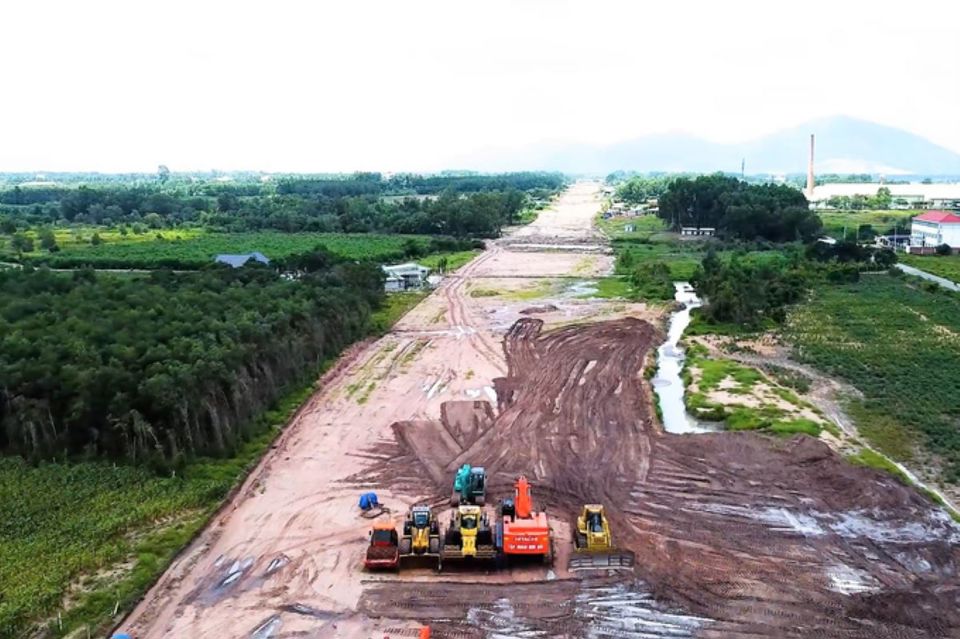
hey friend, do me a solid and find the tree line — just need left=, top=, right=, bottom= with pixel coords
left=657, top=174, right=823, bottom=242
left=0, top=174, right=560, bottom=239
left=0, top=255, right=385, bottom=468
left=612, top=175, right=675, bottom=205
left=275, top=171, right=564, bottom=198
left=824, top=187, right=904, bottom=210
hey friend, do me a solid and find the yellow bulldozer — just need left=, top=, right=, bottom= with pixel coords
left=569, top=504, right=635, bottom=571
left=439, top=504, right=496, bottom=570
left=398, top=505, right=441, bottom=567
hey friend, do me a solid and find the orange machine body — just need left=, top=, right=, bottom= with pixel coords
left=501, top=476, right=551, bottom=556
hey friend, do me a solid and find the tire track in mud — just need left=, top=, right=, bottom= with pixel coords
left=360, top=316, right=960, bottom=639
left=442, top=249, right=508, bottom=376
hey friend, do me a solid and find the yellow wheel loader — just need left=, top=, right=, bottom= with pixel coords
left=439, top=505, right=496, bottom=570
left=398, top=505, right=441, bottom=568
left=569, top=504, right=635, bottom=571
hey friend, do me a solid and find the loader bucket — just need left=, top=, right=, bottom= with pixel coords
left=568, top=549, right=635, bottom=571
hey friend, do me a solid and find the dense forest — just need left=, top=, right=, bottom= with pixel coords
left=657, top=175, right=823, bottom=242
left=0, top=172, right=563, bottom=238
left=0, top=255, right=384, bottom=468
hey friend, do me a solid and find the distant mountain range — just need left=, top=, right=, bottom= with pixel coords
left=458, top=116, right=960, bottom=176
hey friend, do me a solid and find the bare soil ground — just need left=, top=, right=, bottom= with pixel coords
left=120, top=183, right=960, bottom=639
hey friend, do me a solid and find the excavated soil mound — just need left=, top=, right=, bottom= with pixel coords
left=357, top=317, right=960, bottom=638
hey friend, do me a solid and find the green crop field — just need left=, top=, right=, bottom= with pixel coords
left=901, top=254, right=960, bottom=283
left=785, top=275, right=960, bottom=482
left=17, top=232, right=435, bottom=269
left=8, top=226, right=206, bottom=250
left=0, top=396, right=299, bottom=639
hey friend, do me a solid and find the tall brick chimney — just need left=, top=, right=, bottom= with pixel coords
left=806, top=134, right=815, bottom=198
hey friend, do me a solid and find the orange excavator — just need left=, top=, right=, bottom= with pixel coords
left=497, top=475, right=552, bottom=564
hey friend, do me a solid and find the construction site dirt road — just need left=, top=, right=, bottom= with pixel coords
left=120, top=183, right=960, bottom=639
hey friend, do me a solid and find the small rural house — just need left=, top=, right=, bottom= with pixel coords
left=382, top=262, right=430, bottom=292
left=910, top=211, right=960, bottom=253
left=680, top=227, right=716, bottom=237
left=214, top=252, right=271, bottom=268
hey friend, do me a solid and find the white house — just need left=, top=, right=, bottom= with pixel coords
left=910, top=210, right=960, bottom=252
left=382, top=262, right=430, bottom=291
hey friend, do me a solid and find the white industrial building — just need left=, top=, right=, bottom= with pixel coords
left=910, top=210, right=960, bottom=252
left=808, top=183, right=960, bottom=210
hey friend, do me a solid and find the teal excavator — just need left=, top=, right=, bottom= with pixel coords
left=450, top=464, right=486, bottom=506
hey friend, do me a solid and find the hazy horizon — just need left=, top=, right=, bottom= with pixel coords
left=2, top=0, right=958, bottom=173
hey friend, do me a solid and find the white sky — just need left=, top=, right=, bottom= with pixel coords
left=1, top=0, right=958, bottom=173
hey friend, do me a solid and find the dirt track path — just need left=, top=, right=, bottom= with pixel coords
left=363, top=317, right=960, bottom=639
left=119, top=182, right=638, bottom=639
left=119, top=183, right=960, bottom=639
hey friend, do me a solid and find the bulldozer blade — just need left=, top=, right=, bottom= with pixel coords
left=568, top=550, right=635, bottom=572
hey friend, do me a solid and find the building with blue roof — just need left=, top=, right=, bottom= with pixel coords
left=214, top=252, right=271, bottom=268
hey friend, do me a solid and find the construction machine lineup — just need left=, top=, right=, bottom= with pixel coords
left=364, top=464, right=634, bottom=573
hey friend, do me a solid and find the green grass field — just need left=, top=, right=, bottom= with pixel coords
left=785, top=275, right=960, bottom=482
left=597, top=214, right=673, bottom=241
left=901, top=254, right=960, bottom=283
left=818, top=209, right=917, bottom=240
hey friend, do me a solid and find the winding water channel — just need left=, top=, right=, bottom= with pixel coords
left=651, top=283, right=717, bottom=434
left=648, top=280, right=960, bottom=516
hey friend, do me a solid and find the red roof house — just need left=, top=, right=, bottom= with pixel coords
left=911, top=210, right=960, bottom=251
left=914, top=210, right=960, bottom=224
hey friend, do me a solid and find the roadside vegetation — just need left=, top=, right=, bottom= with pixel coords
left=901, top=253, right=960, bottom=283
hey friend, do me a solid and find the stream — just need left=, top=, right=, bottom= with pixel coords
left=651, top=282, right=716, bottom=434
left=648, top=282, right=960, bottom=516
